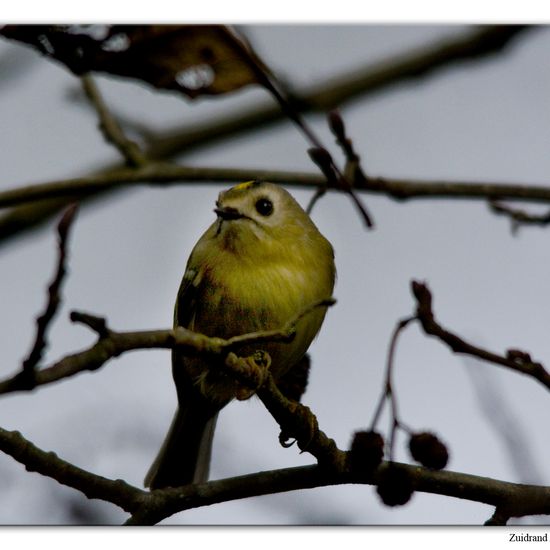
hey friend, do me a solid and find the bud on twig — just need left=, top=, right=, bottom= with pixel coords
left=328, top=109, right=346, bottom=142
left=307, top=147, right=339, bottom=185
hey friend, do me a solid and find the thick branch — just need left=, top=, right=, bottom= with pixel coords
left=130, top=461, right=550, bottom=524
left=257, top=376, right=346, bottom=470
left=0, top=426, right=146, bottom=513
left=4, top=417, right=548, bottom=525
left=3, top=415, right=549, bottom=525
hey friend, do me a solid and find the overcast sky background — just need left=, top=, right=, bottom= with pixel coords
left=1, top=24, right=550, bottom=525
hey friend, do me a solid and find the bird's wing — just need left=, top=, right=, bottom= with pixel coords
left=173, top=266, right=200, bottom=329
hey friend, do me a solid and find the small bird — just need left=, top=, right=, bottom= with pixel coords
left=145, top=181, right=336, bottom=489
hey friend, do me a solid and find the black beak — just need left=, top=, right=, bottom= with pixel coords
left=214, top=206, right=243, bottom=220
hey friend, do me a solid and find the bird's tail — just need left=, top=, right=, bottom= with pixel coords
left=145, top=397, right=219, bottom=490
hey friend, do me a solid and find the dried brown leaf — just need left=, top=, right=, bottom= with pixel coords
left=0, top=24, right=260, bottom=98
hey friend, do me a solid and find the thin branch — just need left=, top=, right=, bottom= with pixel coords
left=411, top=281, right=550, bottom=391
left=365, top=176, right=550, bottom=202
left=489, top=200, right=550, bottom=233
left=0, top=299, right=335, bottom=396
left=305, top=185, right=328, bottom=216
left=19, top=204, right=78, bottom=387
left=81, top=74, right=146, bottom=167
left=326, top=109, right=373, bottom=220
left=370, top=317, right=415, bottom=459
left=0, top=163, right=323, bottom=209
left=5, top=163, right=550, bottom=212
left=0, top=326, right=181, bottom=395
left=66, top=84, right=160, bottom=142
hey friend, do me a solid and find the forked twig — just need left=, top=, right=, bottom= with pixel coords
left=19, top=204, right=78, bottom=388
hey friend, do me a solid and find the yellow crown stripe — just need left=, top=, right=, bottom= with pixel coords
left=234, top=180, right=256, bottom=191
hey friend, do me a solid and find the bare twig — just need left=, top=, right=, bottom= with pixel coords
left=411, top=281, right=550, bottom=391
left=328, top=109, right=369, bottom=190
left=305, top=186, right=328, bottom=216
left=81, top=74, right=146, bottom=167
left=305, top=146, right=342, bottom=216
left=19, top=204, right=78, bottom=388
left=370, top=317, right=415, bottom=459
left=364, top=176, right=550, bottom=202
left=0, top=299, right=335, bottom=396
left=489, top=200, right=550, bottom=233
left=66, top=85, right=160, bottom=142
left=222, top=28, right=374, bottom=228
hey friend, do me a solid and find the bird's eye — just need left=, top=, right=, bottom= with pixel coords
left=255, top=197, right=273, bottom=216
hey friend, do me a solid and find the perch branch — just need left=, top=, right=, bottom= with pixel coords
left=0, top=299, right=335, bottom=396
left=257, top=376, right=346, bottom=470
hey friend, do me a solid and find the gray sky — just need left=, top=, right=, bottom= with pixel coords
left=1, top=25, right=549, bottom=525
